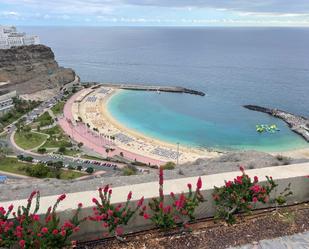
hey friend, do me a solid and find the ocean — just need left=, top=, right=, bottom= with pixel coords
left=22, top=27, right=309, bottom=151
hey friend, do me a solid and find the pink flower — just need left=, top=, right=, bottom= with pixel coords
left=109, top=189, right=112, bottom=195
left=197, top=177, right=202, bottom=190
left=73, top=226, right=80, bottom=232
left=252, top=197, right=258, bottom=203
left=8, top=204, right=13, bottom=211
left=19, top=240, right=25, bottom=249
left=187, top=183, right=192, bottom=189
left=32, top=214, right=40, bottom=221
left=137, top=196, right=144, bottom=207
left=103, top=185, right=109, bottom=193
left=176, top=194, right=185, bottom=209
left=28, top=191, right=37, bottom=203
left=52, top=229, right=58, bottom=235
left=114, top=218, right=119, bottom=224
left=61, top=230, right=66, bottom=237
left=225, top=181, right=233, bottom=188
left=163, top=205, right=172, bottom=214
left=250, top=185, right=261, bottom=193
left=41, top=227, right=48, bottom=234
left=102, top=222, right=108, bottom=228
left=107, top=209, right=113, bottom=216
left=159, top=202, right=164, bottom=210
left=239, top=166, right=245, bottom=172
left=64, top=221, right=74, bottom=228
left=92, top=198, right=99, bottom=204
left=127, top=191, right=132, bottom=201
left=78, top=203, right=83, bottom=208
left=143, top=213, right=150, bottom=220
left=94, top=216, right=103, bottom=222
left=254, top=176, right=259, bottom=183
left=57, top=194, right=66, bottom=202
left=234, top=176, right=243, bottom=184
left=170, top=192, right=175, bottom=198
left=115, top=226, right=124, bottom=236
left=159, top=167, right=164, bottom=185
left=45, top=215, right=52, bottom=223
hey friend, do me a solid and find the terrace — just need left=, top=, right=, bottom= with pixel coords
left=1, top=163, right=308, bottom=248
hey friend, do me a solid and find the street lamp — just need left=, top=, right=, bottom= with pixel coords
left=176, top=142, right=180, bottom=166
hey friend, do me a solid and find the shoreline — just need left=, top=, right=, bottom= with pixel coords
left=76, top=87, right=219, bottom=164
left=102, top=89, right=217, bottom=157
left=105, top=90, right=308, bottom=153
left=75, top=86, right=309, bottom=161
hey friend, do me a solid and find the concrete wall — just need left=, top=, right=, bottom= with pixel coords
left=1, top=163, right=309, bottom=242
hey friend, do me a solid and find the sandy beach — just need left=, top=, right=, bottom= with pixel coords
left=69, top=86, right=309, bottom=164
left=75, top=87, right=220, bottom=163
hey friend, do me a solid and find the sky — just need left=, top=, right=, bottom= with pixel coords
left=1, top=0, right=309, bottom=27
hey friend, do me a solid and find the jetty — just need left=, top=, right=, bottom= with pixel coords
left=84, top=82, right=205, bottom=96
left=244, top=105, right=309, bottom=142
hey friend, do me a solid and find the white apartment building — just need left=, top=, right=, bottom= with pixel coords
left=0, top=91, right=16, bottom=117
left=0, top=25, right=40, bottom=49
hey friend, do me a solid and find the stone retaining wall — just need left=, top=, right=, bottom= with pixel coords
left=1, top=163, right=308, bottom=242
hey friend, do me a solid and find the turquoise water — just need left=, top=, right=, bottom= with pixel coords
left=24, top=27, right=309, bottom=151
left=107, top=90, right=308, bottom=152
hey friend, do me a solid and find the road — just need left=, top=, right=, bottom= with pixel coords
left=1, top=88, right=124, bottom=178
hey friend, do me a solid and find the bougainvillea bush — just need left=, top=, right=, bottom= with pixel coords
left=213, top=166, right=277, bottom=224
left=89, top=185, right=144, bottom=237
left=140, top=167, right=204, bottom=230
left=0, top=191, right=83, bottom=249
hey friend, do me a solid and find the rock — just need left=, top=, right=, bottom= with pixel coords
left=244, top=105, right=309, bottom=142
left=0, top=45, right=75, bottom=95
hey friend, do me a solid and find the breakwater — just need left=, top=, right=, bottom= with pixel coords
left=84, top=82, right=205, bottom=96
left=244, top=105, right=309, bottom=142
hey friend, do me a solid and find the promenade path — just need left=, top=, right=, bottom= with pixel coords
left=233, top=231, right=309, bottom=249
left=58, top=89, right=164, bottom=166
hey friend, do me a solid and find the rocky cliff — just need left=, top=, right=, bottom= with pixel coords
left=0, top=45, right=75, bottom=95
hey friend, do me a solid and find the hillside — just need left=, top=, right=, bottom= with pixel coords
left=0, top=45, right=75, bottom=95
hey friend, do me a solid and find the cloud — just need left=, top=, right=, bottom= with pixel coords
left=1, top=0, right=309, bottom=26
left=0, top=11, right=20, bottom=17
left=3, top=0, right=309, bottom=15
left=122, top=0, right=309, bottom=14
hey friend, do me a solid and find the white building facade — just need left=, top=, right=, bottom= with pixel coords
left=0, top=91, right=16, bottom=117
left=0, top=25, right=40, bottom=49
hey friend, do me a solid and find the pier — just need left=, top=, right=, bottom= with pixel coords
left=244, top=105, right=309, bottom=142
left=83, top=82, right=206, bottom=96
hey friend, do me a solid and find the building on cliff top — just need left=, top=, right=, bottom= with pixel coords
left=0, top=25, right=40, bottom=49
left=0, top=90, right=16, bottom=117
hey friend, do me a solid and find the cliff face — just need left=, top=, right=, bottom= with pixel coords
left=0, top=45, right=75, bottom=94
